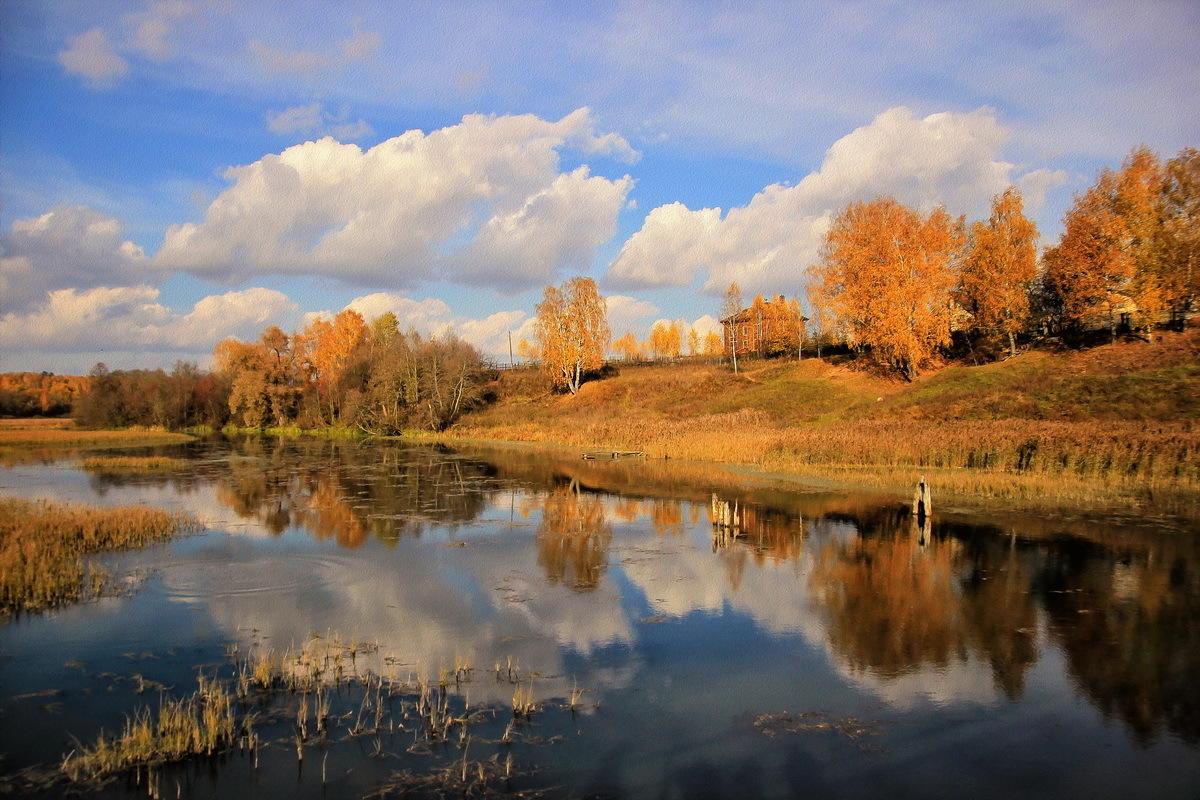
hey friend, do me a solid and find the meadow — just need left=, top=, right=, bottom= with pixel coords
left=451, top=329, right=1200, bottom=513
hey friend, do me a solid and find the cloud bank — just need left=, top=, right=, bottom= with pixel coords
left=608, top=106, right=1066, bottom=295
left=156, top=109, right=635, bottom=292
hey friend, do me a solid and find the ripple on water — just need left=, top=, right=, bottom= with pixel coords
left=159, top=552, right=363, bottom=602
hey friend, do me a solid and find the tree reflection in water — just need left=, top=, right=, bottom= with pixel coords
left=533, top=479, right=613, bottom=591
left=1037, top=534, right=1200, bottom=745
left=97, top=437, right=1199, bottom=749
left=214, top=438, right=498, bottom=546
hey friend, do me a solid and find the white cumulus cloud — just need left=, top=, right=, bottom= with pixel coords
left=156, top=109, right=635, bottom=292
left=604, top=294, right=659, bottom=336
left=0, top=286, right=296, bottom=352
left=609, top=106, right=1050, bottom=296
left=1, top=206, right=153, bottom=311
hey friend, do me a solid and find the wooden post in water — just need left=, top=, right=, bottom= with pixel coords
left=912, top=476, right=932, bottom=520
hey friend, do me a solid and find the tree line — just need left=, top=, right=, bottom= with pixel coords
left=807, top=145, right=1198, bottom=379
left=55, top=143, right=1200, bottom=421
left=75, top=311, right=493, bottom=432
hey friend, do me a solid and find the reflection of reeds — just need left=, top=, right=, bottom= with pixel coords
left=0, top=498, right=196, bottom=615
left=79, top=456, right=187, bottom=473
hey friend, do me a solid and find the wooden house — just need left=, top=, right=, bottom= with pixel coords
left=720, top=295, right=806, bottom=357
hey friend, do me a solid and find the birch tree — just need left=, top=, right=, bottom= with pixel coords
left=811, top=197, right=964, bottom=380
left=960, top=187, right=1039, bottom=357
left=534, top=277, right=610, bottom=394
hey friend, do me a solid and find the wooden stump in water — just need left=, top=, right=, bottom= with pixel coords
left=912, top=476, right=932, bottom=519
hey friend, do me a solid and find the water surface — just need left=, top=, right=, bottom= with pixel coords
left=2, top=437, right=1198, bottom=798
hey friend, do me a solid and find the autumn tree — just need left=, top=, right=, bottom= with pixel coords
left=805, top=284, right=834, bottom=358
left=1159, top=147, right=1200, bottom=328
left=534, top=277, right=610, bottom=394
left=758, top=294, right=804, bottom=357
left=720, top=282, right=743, bottom=373
left=516, top=338, right=539, bottom=362
left=960, top=187, right=1039, bottom=356
left=1118, top=147, right=1169, bottom=328
left=1043, top=147, right=1181, bottom=341
left=811, top=197, right=965, bottom=380
left=214, top=336, right=271, bottom=427
left=648, top=320, right=681, bottom=360
left=1043, top=170, right=1137, bottom=340
left=687, top=326, right=700, bottom=356
left=701, top=330, right=723, bottom=357
left=613, top=331, right=641, bottom=361
left=303, top=309, right=369, bottom=423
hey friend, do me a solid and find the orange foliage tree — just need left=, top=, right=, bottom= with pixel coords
left=301, top=309, right=369, bottom=423
left=701, top=330, right=723, bottom=356
left=534, top=277, right=610, bottom=394
left=811, top=197, right=965, bottom=379
left=1159, top=147, right=1200, bottom=328
left=647, top=320, right=681, bottom=360
left=1043, top=147, right=1174, bottom=340
left=960, top=187, right=1038, bottom=356
left=613, top=331, right=641, bottom=361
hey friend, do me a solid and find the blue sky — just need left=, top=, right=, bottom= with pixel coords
left=1, top=0, right=1197, bottom=373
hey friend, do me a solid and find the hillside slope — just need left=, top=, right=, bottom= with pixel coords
left=452, top=329, right=1200, bottom=510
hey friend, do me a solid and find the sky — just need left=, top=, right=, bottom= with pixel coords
left=1, top=0, right=1197, bottom=374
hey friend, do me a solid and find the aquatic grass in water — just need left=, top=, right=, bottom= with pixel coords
left=78, top=456, right=188, bottom=473
left=61, top=675, right=236, bottom=781
left=0, top=497, right=196, bottom=615
left=0, top=426, right=193, bottom=448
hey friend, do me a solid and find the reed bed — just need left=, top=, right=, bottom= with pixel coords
left=455, top=413, right=1200, bottom=510
left=78, top=456, right=188, bottom=473
left=61, top=675, right=237, bottom=781
left=0, top=427, right=193, bottom=448
left=58, top=635, right=583, bottom=789
left=0, top=498, right=196, bottom=615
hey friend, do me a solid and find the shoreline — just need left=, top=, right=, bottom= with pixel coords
left=3, top=419, right=1196, bottom=525
left=405, top=430, right=1200, bottom=527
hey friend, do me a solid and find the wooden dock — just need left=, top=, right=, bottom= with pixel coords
left=581, top=450, right=646, bottom=460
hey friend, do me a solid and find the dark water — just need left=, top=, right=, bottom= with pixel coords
left=2, top=437, right=1199, bottom=799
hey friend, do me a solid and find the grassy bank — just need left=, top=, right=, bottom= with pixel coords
left=0, top=423, right=193, bottom=449
left=0, top=497, right=197, bottom=615
left=78, top=456, right=188, bottom=473
left=448, top=330, right=1200, bottom=513
left=220, top=425, right=364, bottom=439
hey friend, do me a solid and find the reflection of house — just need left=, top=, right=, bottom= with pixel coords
left=720, top=295, right=806, bottom=356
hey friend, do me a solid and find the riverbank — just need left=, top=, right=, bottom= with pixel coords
left=441, top=330, right=1200, bottom=516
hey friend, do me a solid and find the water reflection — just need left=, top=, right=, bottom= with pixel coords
left=807, top=507, right=1039, bottom=702
left=7, top=436, right=1198, bottom=754
left=534, top=480, right=613, bottom=591
left=212, top=438, right=500, bottom=545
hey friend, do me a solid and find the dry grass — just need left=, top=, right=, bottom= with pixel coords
left=452, top=333, right=1200, bottom=512
left=0, top=497, right=196, bottom=615
left=0, top=417, right=72, bottom=429
left=0, top=427, right=193, bottom=447
left=61, top=675, right=236, bottom=781
left=452, top=412, right=1199, bottom=512
left=78, top=456, right=188, bottom=473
